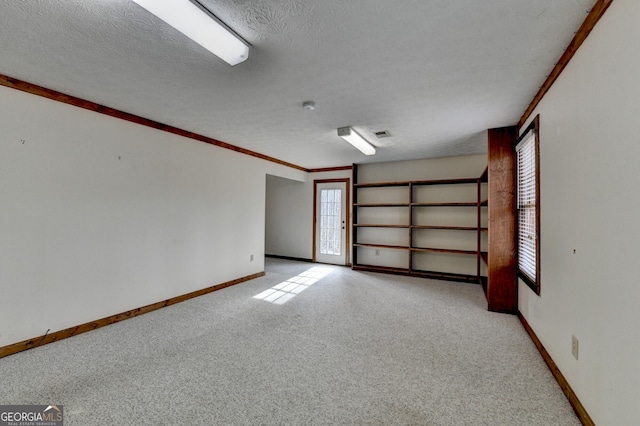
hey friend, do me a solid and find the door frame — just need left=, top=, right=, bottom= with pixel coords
left=312, top=178, right=350, bottom=265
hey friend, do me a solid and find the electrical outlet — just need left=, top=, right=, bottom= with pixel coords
left=375, top=249, right=380, bottom=256
left=571, top=335, right=579, bottom=360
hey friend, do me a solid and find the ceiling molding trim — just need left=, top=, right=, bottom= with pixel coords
left=308, top=166, right=353, bottom=173
left=0, top=74, right=308, bottom=172
left=518, top=0, right=614, bottom=129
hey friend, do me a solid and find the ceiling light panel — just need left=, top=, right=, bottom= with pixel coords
left=338, top=127, right=376, bottom=156
left=132, top=0, right=249, bottom=66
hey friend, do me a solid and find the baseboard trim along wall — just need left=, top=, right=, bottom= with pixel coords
left=0, top=272, right=265, bottom=359
left=518, top=313, right=595, bottom=426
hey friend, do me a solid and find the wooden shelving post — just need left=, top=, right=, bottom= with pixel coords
left=486, top=126, right=518, bottom=313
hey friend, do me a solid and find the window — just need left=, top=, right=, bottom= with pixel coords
left=319, top=189, right=343, bottom=255
left=516, top=115, right=540, bottom=294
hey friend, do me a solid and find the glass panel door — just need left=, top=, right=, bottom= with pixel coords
left=315, top=181, right=347, bottom=265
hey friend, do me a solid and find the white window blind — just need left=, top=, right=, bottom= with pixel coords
left=516, top=131, right=537, bottom=283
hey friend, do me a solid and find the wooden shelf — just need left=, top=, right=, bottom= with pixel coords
left=412, top=178, right=478, bottom=186
left=354, top=181, right=410, bottom=188
left=410, top=269, right=481, bottom=284
left=353, top=243, right=409, bottom=250
left=352, top=265, right=482, bottom=284
left=354, top=203, right=409, bottom=207
left=353, top=224, right=409, bottom=228
left=352, top=264, right=410, bottom=275
left=480, top=251, right=488, bottom=264
left=411, top=202, right=478, bottom=207
left=411, top=247, right=478, bottom=255
left=412, top=225, right=479, bottom=231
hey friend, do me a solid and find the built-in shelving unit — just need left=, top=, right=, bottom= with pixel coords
left=350, top=130, right=517, bottom=314
left=352, top=164, right=488, bottom=284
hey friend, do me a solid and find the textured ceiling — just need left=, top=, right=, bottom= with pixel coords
left=0, top=0, right=595, bottom=169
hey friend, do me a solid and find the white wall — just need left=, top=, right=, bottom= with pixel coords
left=518, top=1, right=640, bottom=424
left=0, top=85, right=305, bottom=348
left=357, top=155, right=487, bottom=183
left=265, top=175, right=311, bottom=258
left=265, top=170, right=351, bottom=261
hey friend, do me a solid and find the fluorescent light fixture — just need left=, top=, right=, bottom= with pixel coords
left=132, top=0, right=250, bottom=66
left=337, top=127, right=376, bottom=155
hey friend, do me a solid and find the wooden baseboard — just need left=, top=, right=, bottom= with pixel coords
left=265, top=254, right=313, bottom=263
left=0, top=272, right=265, bottom=359
left=518, top=312, right=595, bottom=426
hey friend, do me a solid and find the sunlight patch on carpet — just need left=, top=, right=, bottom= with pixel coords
left=253, top=266, right=333, bottom=304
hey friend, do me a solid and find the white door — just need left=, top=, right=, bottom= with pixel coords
left=315, top=181, right=348, bottom=265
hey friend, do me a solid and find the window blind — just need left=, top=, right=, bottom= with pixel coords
left=516, top=132, right=537, bottom=282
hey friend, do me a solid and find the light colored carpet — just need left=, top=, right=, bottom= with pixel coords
left=0, top=258, right=579, bottom=425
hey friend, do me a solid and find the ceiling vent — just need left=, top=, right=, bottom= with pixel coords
left=374, top=130, right=392, bottom=138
